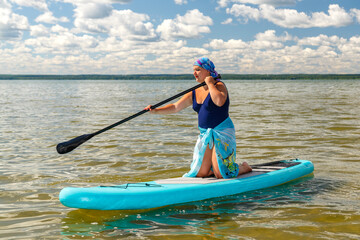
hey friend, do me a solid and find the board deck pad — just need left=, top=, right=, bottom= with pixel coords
left=155, top=160, right=300, bottom=184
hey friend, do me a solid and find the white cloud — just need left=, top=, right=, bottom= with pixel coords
left=51, top=24, right=69, bottom=33
left=204, top=38, right=247, bottom=49
left=222, top=18, right=233, bottom=24
left=218, top=0, right=297, bottom=8
left=338, top=36, right=360, bottom=55
left=74, top=2, right=113, bottom=19
left=30, top=24, right=49, bottom=36
left=206, top=30, right=292, bottom=50
left=251, top=29, right=292, bottom=48
left=73, top=9, right=157, bottom=41
left=297, top=34, right=346, bottom=47
left=227, top=4, right=260, bottom=22
left=108, top=10, right=157, bottom=40
left=350, top=8, right=360, bottom=23
left=0, top=0, right=9, bottom=7
left=67, top=2, right=212, bottom=41
left=259, top=4, right=311, bottom=28
left=25, top=26, right=99, bottom=55
left=61, top=0, right=131, bottom=9
left=204, top=30, right=360, bottom=74
left=0, top=0, right=29, bottom=40
left=63, top=0, right=130, bottom=4
left=64, top=0, right=156, bottom=41
left=10, top=0, right=48, bottom=11
left=110, top=0, right=132, bottom=3
left=174, top=0, right=188, bottom=5
left=157, top=9, right=213, bottom=39
left=302, top=4, right=353, bottom=27
left=35, top=11, right=69, bottom=24
left=227, top=4, right=355, bottom=28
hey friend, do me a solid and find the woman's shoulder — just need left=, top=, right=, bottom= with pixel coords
left=215, top=80, right=225, bottom=86
left=215, top=80, right=227, bottom=91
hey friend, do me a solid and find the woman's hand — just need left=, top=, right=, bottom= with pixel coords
left=144, top=105, right=156, bottom=113
left=205, top=76, right=228, bottom=107
left=204, top=76, right=216, bottom=86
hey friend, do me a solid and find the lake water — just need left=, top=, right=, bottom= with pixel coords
left=0, top=80, right=359, bottom=239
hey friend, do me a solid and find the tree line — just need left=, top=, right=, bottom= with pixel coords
left=1, top=74, right=359, bottom=80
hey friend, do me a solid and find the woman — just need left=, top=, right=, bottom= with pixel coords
left=145, top=57, right=252, bottom=179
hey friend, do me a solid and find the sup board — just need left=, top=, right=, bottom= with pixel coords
left=59, top=159, right=314, bottom=210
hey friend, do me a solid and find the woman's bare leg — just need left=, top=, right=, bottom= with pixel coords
left=210, top=147, right=222, bottom=178
left=196, top=146, right=252, bottom=178
left=196, top=145, right=222, bottom=178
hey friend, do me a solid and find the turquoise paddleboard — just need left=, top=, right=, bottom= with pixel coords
left=59, top=159, right=314, bottom=210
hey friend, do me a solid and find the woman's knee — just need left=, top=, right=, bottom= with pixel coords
left=196, top=166, right=212, bottom=177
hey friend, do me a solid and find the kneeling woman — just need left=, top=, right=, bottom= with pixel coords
left=145, top=57, right=252, bottom=179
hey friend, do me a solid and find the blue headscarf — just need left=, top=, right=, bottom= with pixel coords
left=194, top=57, right=219, bottom=79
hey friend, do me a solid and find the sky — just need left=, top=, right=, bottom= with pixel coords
left=1, top=0, right=360, bottom=75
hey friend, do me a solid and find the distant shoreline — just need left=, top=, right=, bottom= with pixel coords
left=1, top=74, right=360, bottom=80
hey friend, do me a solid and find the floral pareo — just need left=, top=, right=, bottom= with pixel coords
left=183, top=117, right=239, bottom=178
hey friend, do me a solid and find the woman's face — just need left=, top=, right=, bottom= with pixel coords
left=193, top=66, right=210, bottom=82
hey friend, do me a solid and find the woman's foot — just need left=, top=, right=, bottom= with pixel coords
left=238, top=162, right=252, bottom=176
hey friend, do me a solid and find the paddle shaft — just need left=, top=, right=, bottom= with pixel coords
left=94, top=81, right=205, bottom=136
left=56, top=81, right=206, bottom=154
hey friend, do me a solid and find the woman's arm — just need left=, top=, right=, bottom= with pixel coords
left=205, top=76, right=228, bottom=107
left=145, top=91, right=193, bottom=114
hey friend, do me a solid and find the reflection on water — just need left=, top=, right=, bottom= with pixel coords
left=1, top=80, right=360, bottom=239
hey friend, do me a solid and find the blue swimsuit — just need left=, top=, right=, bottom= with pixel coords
left=183, top=82, right=240, bottom=179
left=192, top=83, right=229, bottom=129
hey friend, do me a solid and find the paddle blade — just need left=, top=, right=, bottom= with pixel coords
left=56, top=134, right=95, bottom=154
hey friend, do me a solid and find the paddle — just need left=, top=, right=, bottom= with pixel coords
left=56, top=81, right=206, bottom=154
